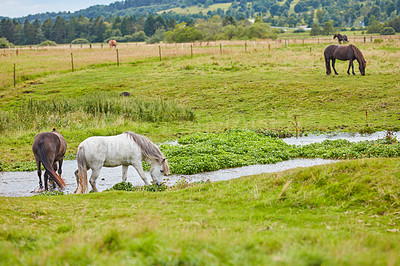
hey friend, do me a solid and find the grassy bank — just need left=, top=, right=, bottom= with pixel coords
left=0, top=158, right=399, bottom=265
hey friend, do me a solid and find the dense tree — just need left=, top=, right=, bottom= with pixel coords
left=310, top=22, right=321, bottom=35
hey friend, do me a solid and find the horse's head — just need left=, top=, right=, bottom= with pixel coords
left=149, top=158, right=170, bottom=186
left=333, top=34, right=338, bottom=39
left=359, top=61, right=366, bottom=76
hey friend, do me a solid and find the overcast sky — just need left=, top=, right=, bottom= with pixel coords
left=0, top=0, right=117, bottom=18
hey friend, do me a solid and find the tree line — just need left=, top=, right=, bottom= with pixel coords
left=0, top=14, right=279, bottom=46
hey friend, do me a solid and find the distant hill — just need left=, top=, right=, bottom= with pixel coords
left=12, top=0, right=232, bottom=22
left=10, top=0, right=400, bottom=29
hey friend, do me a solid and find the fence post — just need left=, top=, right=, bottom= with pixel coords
left=364, top=36, right=366, bottom=43
left=245, top=42, right=247, bottom=52
left=116, top=49, right=119, bottom=66
left=71, top=53, right=74, bottom=72
left=13, top=63, right=16, bottom=88
left=370, top=36, right=373, bottom=43
left=220, top=43, right=222, bottom=54
left=159, top=45, right=162, bottom=61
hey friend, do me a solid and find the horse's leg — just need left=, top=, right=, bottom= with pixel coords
left=35, top=159, right=43, bottom=190
left=122, top=165, right=128, bottom=182
left=132, top=163, right=150, bottom=186
left=332, top=59, right=339, bottom=75
left=74, top=170, right=79, bottom=187
left=44, top=170, right=49, bottom=191
left=89, top=168, right=101, bottom=192
left=347, top=60, right=355, bottom=75
left=58, top=159, right=63, bottom=176
left=325, top=58, right=331, bottom=75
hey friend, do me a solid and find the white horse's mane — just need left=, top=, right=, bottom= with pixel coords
left=124, top=131, right=170, bottom=174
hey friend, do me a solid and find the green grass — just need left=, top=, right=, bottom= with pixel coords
left=1, top=41, right=400, bottom=165
left=0, top=158, right=399, bottom=264
left=1, top=39, right=400, bottom=264
left=159, top=3, right=232, bottom=15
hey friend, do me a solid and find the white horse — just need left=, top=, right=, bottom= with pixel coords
left=74, top=132, right=170, bottom=193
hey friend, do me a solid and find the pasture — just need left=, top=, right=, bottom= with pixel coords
left=0, top=37, right=400, bottom=264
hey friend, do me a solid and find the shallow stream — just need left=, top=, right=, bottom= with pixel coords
left=0, top=131, right=397, bottom=197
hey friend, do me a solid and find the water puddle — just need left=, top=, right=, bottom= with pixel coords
left=0, top=131, right=397, bottom=197
left=282, top=131, right=398, bottom=146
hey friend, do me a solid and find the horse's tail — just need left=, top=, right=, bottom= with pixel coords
left=75, top=146, right=88, bottom=194
left=324, top=47, right=332, bottom=75
left=37, top=143, right=66, bottom=189
left=350, top=44, right=366, bottom=68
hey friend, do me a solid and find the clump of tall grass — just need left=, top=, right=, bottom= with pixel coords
left=0, top=93, right=195, bottom=133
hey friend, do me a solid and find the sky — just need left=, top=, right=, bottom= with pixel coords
left=0, top=0, right=117, bottom=18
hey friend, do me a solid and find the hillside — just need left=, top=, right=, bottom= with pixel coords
left=7, top=0, right=400, bottom=29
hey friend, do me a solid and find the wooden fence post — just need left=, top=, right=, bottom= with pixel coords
left=116, top=49, right=119, bottom=66
left=13, top=63, right=16, bottom=87
left=71, top=53, right=74, bottom=72
left=159, top=45, right=162, bottom=61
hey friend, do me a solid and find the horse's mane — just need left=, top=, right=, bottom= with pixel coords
left=124, top=131, right=170, bottom=174
left=350, top=44, right=366, bottom=69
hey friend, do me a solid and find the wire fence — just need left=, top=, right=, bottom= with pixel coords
left=0, top=35, right=399, bottom=89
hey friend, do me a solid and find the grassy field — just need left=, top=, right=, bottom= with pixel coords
left=1, top=39, right=399, bottom=165
left=0, top=158, right=399, bottom=264
left=0, top=38, right=400, bottom=264
left=159, top=3, right=232, bottom=15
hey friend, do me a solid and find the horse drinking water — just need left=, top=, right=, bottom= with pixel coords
left=74, top=132, right=170, bottom=193
left=32, top=128, right=67, bottom=191
left=324, top=44, right=366, bottom=76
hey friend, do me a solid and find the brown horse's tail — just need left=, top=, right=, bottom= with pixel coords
left=37, top=143, right=66, bottom=189
left=74, top=146, right=88, bottom=194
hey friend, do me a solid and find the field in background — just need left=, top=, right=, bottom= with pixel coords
left=1, top=34, right=398, bottom=89
left=1, top=36, right=400, bottom=164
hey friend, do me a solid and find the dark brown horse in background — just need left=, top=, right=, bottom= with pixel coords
left=324, top=44, right=366, bottom=76
left=333, top=33, right=348, bottom=44
left=32, top=128, right=67, bottom=191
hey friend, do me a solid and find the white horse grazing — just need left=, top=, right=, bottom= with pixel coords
left=74, top=132, right=170, bottom=193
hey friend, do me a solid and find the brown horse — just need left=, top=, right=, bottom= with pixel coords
left=32, top=128, right=67, bottom=191
left=324, top=44, right=366, bottom=76
left=108, top=39, right=117, bottom=48
left=333, top=33, right=349, bottom=44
